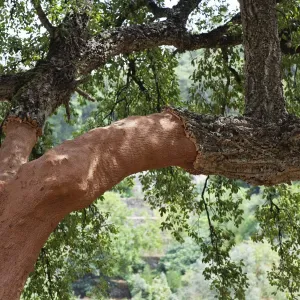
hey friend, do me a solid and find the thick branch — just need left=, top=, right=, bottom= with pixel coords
left=0, top=121, right=37, bottom=181
left=4, top=4, right=299, bottom=131
left=79, top=17, right=242, bottom=75
left=240, top=0, right=287, bottom=122
left=169, top=107, right=300, bottom=185
left=0, top=112, right=196, bottom=299
left=81, top=8, right=300, bottom=76
left=4, top=107, right=300, bottom=298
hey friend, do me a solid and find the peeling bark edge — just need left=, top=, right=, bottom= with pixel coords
left=3, top=116, right=41, bottom=137
left=164, top=107, right=202, bottom=175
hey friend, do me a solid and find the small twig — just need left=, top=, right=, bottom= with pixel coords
left=270, top=198, right=284, bottom=257
left=102, top=79, right=131, bottom=122
left=201, top=176, right=212, bottom=230
left=221, top=48, right=242, bottom=85
left=201, top=176, right=222, bottom=263
left=75, top=87, right=97, bottom=102
left=127, top=57, right=151, bottom=102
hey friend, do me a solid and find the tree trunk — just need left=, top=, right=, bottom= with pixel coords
left=240, top=0, right=287, bottom=122
left=0, top=112, right=196, bottom=299
left=2, top=107, right=300, bottom=298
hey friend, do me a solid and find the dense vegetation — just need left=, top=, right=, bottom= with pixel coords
left=1, top=0, right=300, bottom=299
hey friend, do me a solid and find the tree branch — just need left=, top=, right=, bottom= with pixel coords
left=0, top=111, right=196, bottom=299
left=80, top=7, right=300, bottom=76
left=4, top=107, right=300, bottom=298
left=145, top=0, right=172, bottom=18
left=75, top=87, right=96, bottom=102
left=168, top=107, right=300, bottom=185
left=31, top=0, right=55, bottom=35
left=4, top=2, right=300, bottom=131
left=79, top=15, right=242, bottom=75
left=172, top=0, right=202, bottom=21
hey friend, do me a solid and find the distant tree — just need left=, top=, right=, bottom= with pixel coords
left=1, top=0, right=300, bottom=299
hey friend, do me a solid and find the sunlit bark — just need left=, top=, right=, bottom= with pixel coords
left=0, top=112, right=196, bottom=299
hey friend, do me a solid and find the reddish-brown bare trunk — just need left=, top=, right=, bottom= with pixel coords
left=0, top=121, right=37, bottom=181
left=0, top=112, right=196, bottom=299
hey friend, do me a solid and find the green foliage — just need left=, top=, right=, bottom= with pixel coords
left=158, top=240, right=202, bottom=275
left=129, top=273, right=173, bottom=300
left=97, top=192, right=163, bottom=278
left=253, top=185, right=300, bottom=299
left=166, top=270, right=182, bottom=292
left=176, top=241, right=285, bottom=300
left=189, top=47, right=244, bottom=115
left=22, top=200, right=116, bottom=299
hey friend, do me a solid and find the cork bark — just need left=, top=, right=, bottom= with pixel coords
left=0, top=112, right=196, bottom=299
left=167, top=107, right=300, bottom=185
left=240, top=0, right=287, bottom=122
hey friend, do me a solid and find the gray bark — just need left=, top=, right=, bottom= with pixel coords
left=0, top=74, right=28, bottom=102
left=240, top=0, right=287, bottom=122
left=169, top=107, right=300, bottom=185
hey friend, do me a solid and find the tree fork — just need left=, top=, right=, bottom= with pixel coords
left=1, top=0, right=300, bottom=298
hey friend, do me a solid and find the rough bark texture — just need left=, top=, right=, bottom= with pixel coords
left=168, top=107, right=300, bottom=185
left=0, top=74, right=29, bottom=102
left=240, top=0, right=287, bottom=122
left=0, top=112, right=196, bottom=299
left=7, top=64, right=76, bottom=130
